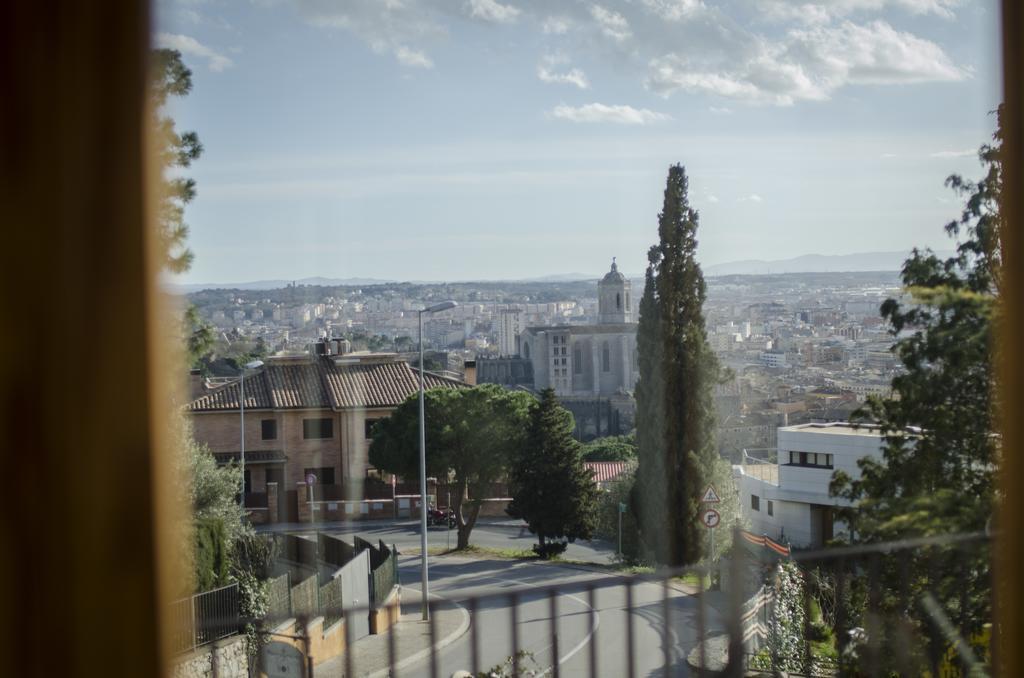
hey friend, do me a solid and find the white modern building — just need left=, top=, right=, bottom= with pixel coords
left=733, top=422, right=897, bottom=548
left=496, top=309, right=521, bottom=357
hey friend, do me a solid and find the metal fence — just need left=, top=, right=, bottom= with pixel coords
left=371, top=543, right=399, bottom=608
left=178, top=528, right=996, bottom=677
left=169, top=583, right=240, bottom=655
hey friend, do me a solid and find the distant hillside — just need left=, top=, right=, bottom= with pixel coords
left=705, top=250, right=953, bottom=276
left=172, top=276, right=394, bottom=292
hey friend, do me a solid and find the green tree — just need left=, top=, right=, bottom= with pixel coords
left=183, top=304, right=215, bottom=368
left=632, top=164, right=718, bottom=566
left=150, top=48, right=202, bottom=273
left=581, top=432, right=637, bottom=461
left=507, top=389, right=599, bottom=559
left=370, top=384, right=534, bottom=549
left=830, top=108, right=1003, bottom=672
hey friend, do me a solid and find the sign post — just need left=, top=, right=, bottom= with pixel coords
left=617, top=502, right=627, bottom=556
left=701, top=485, right=721, bottom=561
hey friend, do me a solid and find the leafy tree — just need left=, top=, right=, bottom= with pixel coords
left=581, top=432, right=637, bottom=461
left=507, top=389, right=599, bottom=559
left=632, top=164, right=718, bottom=566
left=370, top=384, right=534, bottom=549
left=594, top=466, right=645, bottom=564
left=830, top=108, right=1003, bottom=672
left=150, top=48, right=202, bottom=273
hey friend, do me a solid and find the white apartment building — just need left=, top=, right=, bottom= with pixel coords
left=733, top=422, right=895, bottom=548
left=496, top=309, right=521, bottom=357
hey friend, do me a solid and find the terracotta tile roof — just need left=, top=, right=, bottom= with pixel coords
left=188, top=357, right=465, bottom=412
left=584, top=461, right=634, bottom=485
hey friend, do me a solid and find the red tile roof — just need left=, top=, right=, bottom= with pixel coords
left=188, top=356, right=465, bottom=412
left=584, top=461, right=634, bottom=485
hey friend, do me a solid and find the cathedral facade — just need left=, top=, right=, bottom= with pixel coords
left=521, top=259, right=639, bottom=399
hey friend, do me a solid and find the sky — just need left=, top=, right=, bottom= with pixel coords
left=155, top=0, right=1003, bottom=285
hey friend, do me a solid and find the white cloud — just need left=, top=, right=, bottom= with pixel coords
left=759, top=0, right=961, bottom=23
left=156, top=33, right=233, bottom=72
left=538, top=54, right=589, bottom=88
left=590, top=5, right=632, bottom=42
left=709, top=106, right=733, bottom=114
left=467, top=0, right=521, bottom=24
left=880, top=152, right=898, bottom=158
left=739, top=194, right=764, bottom=202
left=646, top=20, right=966, bottom=105
left=640, top=0, right=703, bottom=21
left=707, top=194, right=720, bottom=203
left=542, top=16, right=572, bottom=34
left=930, top=149, right=975, bottom=158
left=550, top=103, right=671, bottom=124
left=395, top=46, right=434, bottom=68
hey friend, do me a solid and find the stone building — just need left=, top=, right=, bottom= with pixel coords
left=518, top=259, right=639, bottom=439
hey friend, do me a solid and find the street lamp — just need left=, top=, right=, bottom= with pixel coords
left=417, top=300, right=457, bottom=621
left=239, top=359, right=264, bottom=510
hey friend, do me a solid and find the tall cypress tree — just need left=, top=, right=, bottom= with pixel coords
left=633, top=164, right=717, bottom=566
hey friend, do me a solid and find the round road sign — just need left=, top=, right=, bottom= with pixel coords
left=701, top=508, right=721, bottom=529
left=305, top=473, right=317, bottom=485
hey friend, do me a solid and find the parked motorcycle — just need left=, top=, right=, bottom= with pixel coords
left=428, top=506, right=457, bottom=528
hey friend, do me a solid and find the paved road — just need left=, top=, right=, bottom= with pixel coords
left=393, top=554, right=723, bottom=678
left=263, top=518, right=618, bottom=565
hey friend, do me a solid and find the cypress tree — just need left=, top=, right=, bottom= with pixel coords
left=508, top=389, right=599, bottom=559
left=632, top=164, right=717, bottom=566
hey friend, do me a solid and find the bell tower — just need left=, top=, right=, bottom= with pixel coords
left=598, top=258, right=632, bottom=324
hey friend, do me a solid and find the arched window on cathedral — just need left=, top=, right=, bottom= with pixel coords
left=574, top=345, right=582, bottom=374
left=626, top=291, right=630, bottom=311
left=616, top=292, right=621, bottom=309
left=523, top=342, right=530, bottom=359
left=602, top=341, right=610, bottom=372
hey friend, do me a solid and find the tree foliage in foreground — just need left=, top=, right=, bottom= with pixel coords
left=369, top=384, right=534, bottom=549
left=633, top=164, right=719, bottom=566
left=507, top=389, right=599, bottom=559
left=830, top=106, right=1003, bottom=673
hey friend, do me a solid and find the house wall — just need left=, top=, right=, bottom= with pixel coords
left=191, top=406, right=396, bottom=489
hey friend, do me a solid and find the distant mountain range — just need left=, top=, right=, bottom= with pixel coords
left=704, top=250, right=952, bottom=276
left=170, top=250, right=949, bottom=291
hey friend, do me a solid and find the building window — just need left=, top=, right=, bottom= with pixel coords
left=616, top=292, right=621, bottom=309
left=523, top=342, right=530, bottom=359
left=303, top=466, right=336, bottom=485
left=751, top=494, right=760, bottom=511
left=261, top=419, right=277, bottom=440
left=767, top=500, right=774, bottom=516
left=365, top=418, right=380, bottom=439
left=626, top=291, right=630, bottom=311
left=602, top=342, right=610, bottom=372
left=787, top=451, right=834, bottom=468
left=302, top=418, right=334, bottom=439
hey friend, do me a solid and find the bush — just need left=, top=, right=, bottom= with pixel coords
left=533, top=540, right=568, bottom=559
left=194, top=516, right=230, bottom=591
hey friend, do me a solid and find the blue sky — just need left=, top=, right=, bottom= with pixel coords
left=156, top=0, right=1002, bottom=284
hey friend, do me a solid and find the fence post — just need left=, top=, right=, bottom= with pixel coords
left=190, top=592, right=197, bottom=654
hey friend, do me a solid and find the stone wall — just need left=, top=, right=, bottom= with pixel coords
left=171, top=635, right=248, bottom=678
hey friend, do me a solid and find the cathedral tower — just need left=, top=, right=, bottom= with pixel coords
left=598, top=258, right=632, bottom=324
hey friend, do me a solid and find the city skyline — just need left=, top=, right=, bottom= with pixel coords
left=157, top=0, right=1002, bottom=285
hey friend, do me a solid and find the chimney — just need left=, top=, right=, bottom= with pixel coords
left=463, top=360, right=477, bottom=385
left=188, top=368, right=206, bottom=400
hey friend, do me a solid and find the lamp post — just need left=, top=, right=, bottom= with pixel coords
left=239, top=359, right=264, bottom=510
left=417, top=300, right=457, bottom=621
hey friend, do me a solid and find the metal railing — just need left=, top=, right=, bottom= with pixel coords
left=175, top=528, right=996, bottom=677
left=169, top=583, right=240, bottom=655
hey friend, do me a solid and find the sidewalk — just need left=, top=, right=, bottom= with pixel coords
left=313, top=589, right=469, bottom=677
left=255, top=516, right=529, bottom=535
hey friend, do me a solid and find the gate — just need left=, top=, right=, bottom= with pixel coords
left=282, top=489, right=298, bottom=523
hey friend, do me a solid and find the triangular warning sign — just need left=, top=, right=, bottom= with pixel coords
left=701, top=486, right=721, bottom=503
